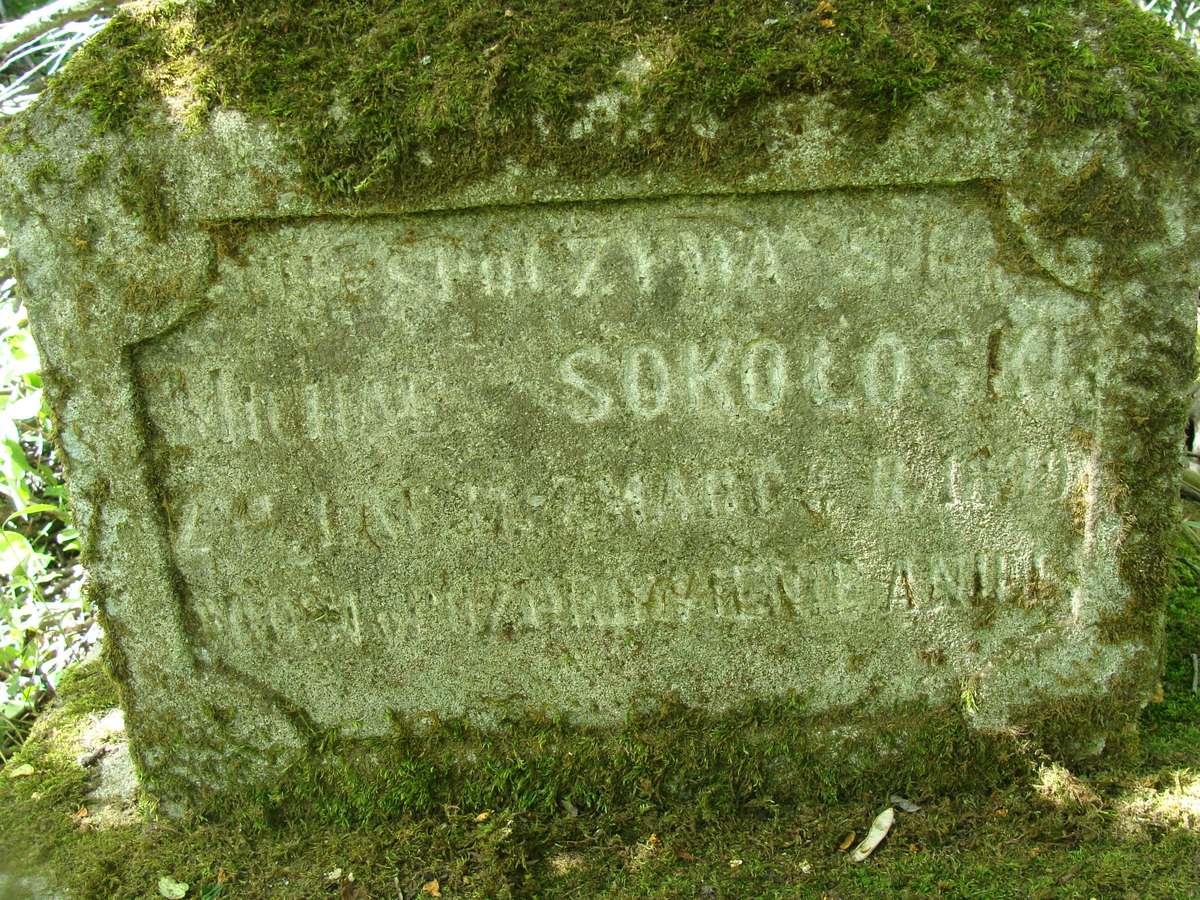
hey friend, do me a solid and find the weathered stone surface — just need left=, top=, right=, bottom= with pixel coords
left=135, top=189, right=1119, bottom=727
left=2, top=3, right=1198, bottom=805
left=77, top=708, right=138, bottom=830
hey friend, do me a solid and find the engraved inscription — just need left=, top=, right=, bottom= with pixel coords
left=169, top=370, right=421, bottom=445
left=409, top=230, right=787, bottom=302
left=556, top=326, right=1083, bottom=423
left=560, top=338, right=790, bottom=422
left=132, top=185, right=1102, bottom=718
left=168, top=448, right=1080, bottom=571
left=187, top=548, right=1071, bottom=649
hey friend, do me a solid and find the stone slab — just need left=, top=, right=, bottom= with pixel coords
left=2, top=4, right=1199, bottom=803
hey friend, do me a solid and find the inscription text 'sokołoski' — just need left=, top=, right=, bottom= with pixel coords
left=134, top=188, right=1097, bottom=723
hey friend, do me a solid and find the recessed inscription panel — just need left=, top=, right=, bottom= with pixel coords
left=135, top=188, right=1099, bottom=727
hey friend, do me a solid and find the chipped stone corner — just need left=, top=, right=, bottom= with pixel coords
left=75, top=708, right=139, bottom=830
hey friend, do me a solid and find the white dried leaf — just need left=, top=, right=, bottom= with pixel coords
left=889, top=794, right=921, bottom=813
left=157, top=876, right=188, bottom=899
left=850, top=807, right=894, bottom=863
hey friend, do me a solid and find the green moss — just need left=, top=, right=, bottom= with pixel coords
left=54, top=656, right=120, bottom=717
left=76, top=149, right=110, bottom=188
left=116, top=157, right=176, bottom=242
left=2, top=647, right=1193, bottom=899
left=1029, top=155, right=1170, bottom=279
left=44, top=0, right=1200, bottom=206
left=1096, top=278, right=1193, bottom=645
left=202, top=218, right=254, bottom=266
left=108, top=678, right=1141, bottom=832
left=25, top=157, right=60, bottom=194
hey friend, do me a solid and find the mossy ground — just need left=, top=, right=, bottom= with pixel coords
left=29, top=0, right=1200, bottom=205
left=0, top=548, right=1197, bottom=898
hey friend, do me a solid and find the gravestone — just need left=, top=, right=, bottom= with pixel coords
left=2, top=1, right=1198, bottom=806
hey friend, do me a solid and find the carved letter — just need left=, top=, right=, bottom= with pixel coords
left=560, top=347, right=613, bottom=423
left=624, top=346, right=670, bottom=418
left=683, top=339, right=736, bottom=414
left=862, top=333, right=909, bottom=404
left=742, top=339, right=787, bottom=412
left=803, top=337, right=853, bottom=410
left=742, top=234, right=781, bottom=287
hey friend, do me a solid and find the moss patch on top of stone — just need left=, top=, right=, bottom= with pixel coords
left=41, top=0, right=1200, bottom=204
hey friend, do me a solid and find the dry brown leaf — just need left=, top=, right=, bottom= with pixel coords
left=421, top=879, right=442, bottom=898
left=819, top=17, right=836, bottom=27
left=474, top=811, right=491, bottom=823
left=675, top=849, right=697, bottom=862
left=838, top=832, right=856, bottom=852
left=216, top=869, right=228, bottom=885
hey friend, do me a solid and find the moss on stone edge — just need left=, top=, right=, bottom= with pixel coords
left=118, top=678, right=1143, bottom=828
left=40, top=0, right=1200, bottom=205
left=0, top=652, right=1181, bottom=898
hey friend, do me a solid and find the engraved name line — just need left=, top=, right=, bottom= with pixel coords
left=168, top=447, right=1079, bottom=558
left=380, top=218, right=983, bottom=303
left=190, top=550, right=1064, bottom=648
left=557, top=326, right=1083, bottom=423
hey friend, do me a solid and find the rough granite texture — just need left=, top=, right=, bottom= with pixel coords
left=1, top=2, right=1198, bottom=805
